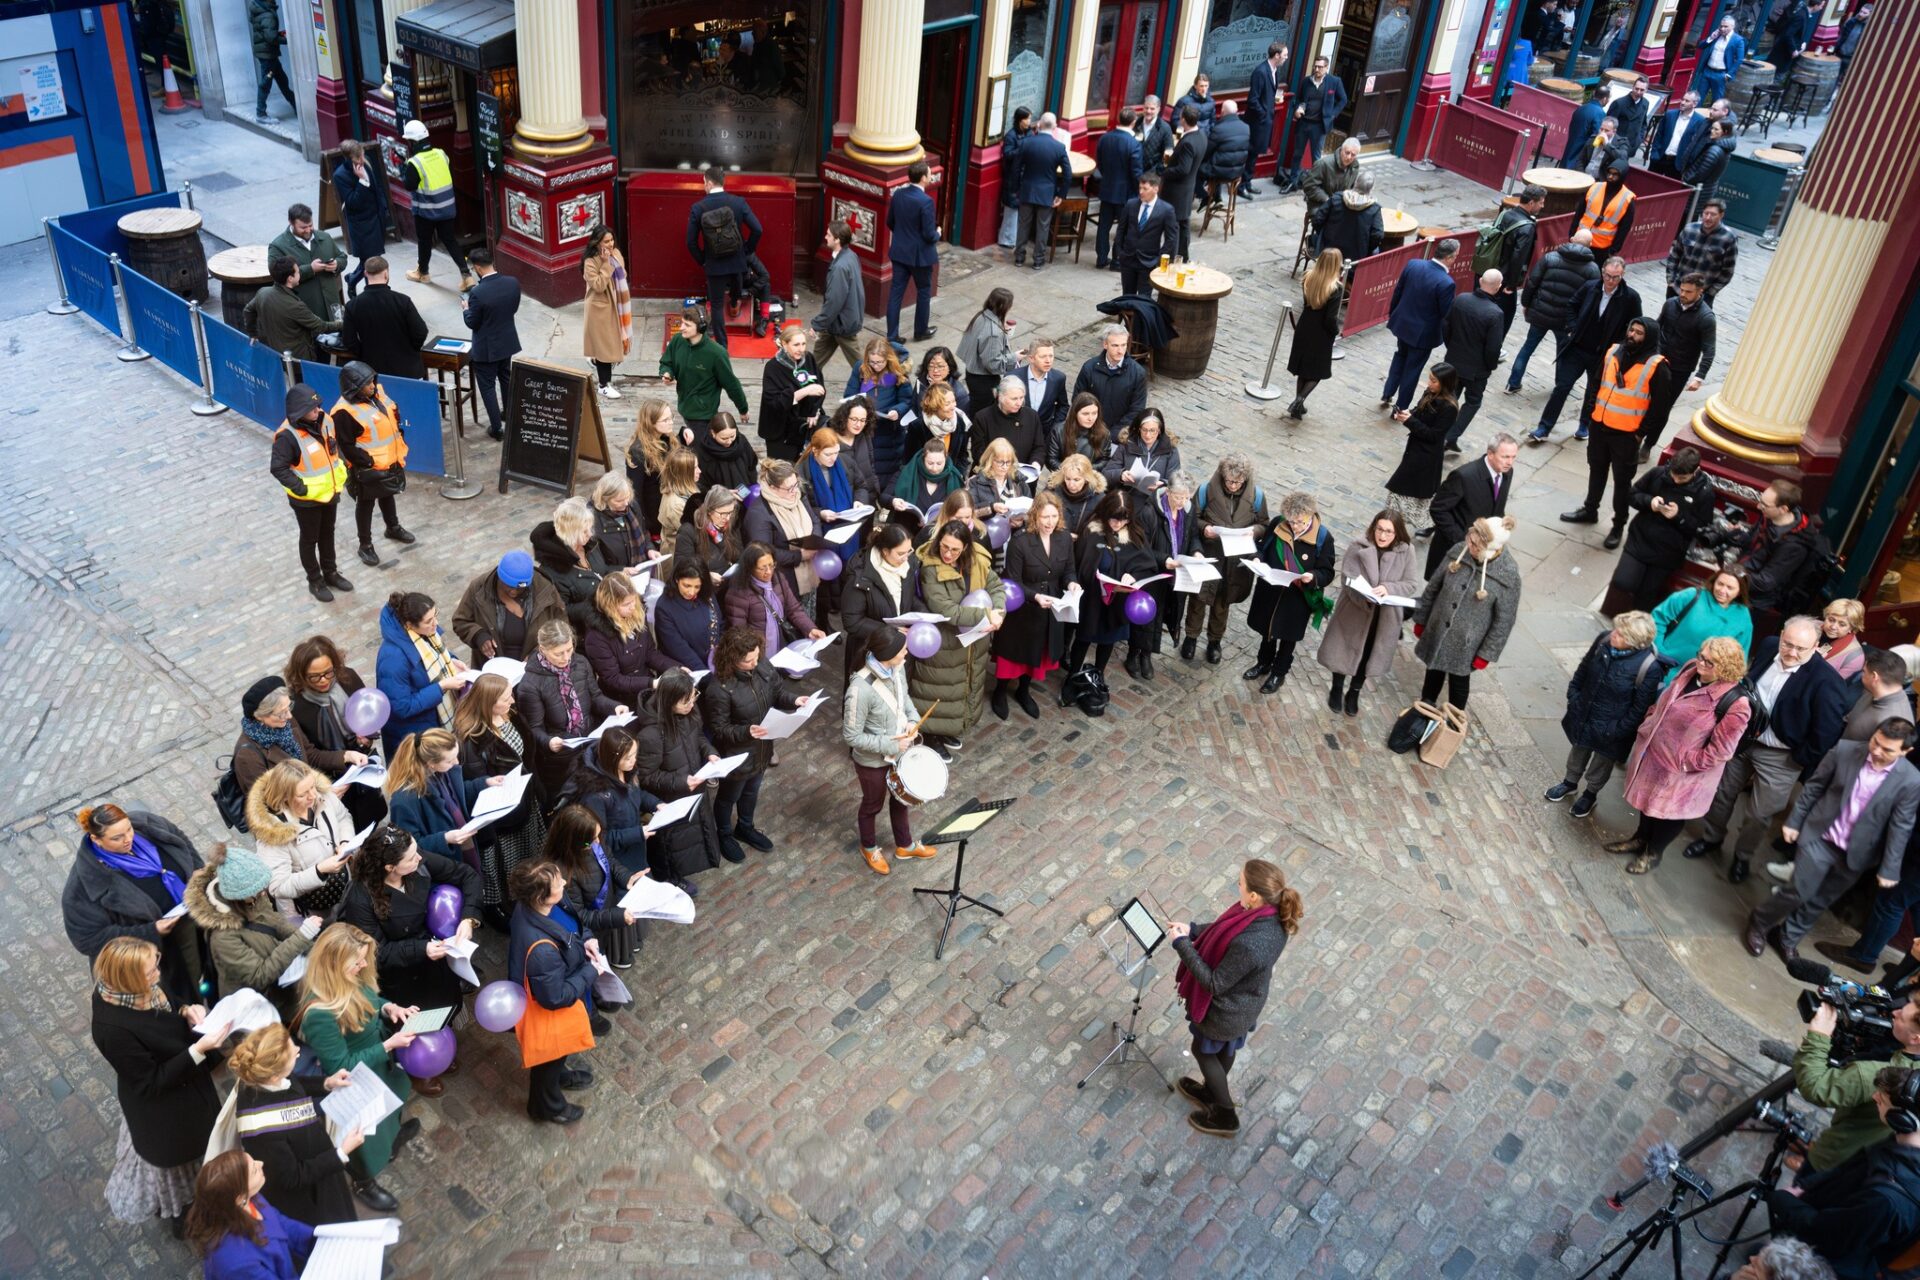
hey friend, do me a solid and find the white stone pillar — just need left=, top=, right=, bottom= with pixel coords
left=846, top=0, right=925, bottom=164
left=1167, top=0, right=1212, bottom=96
left=1059, top=0, right=1102, bottom=122
left=512, top=0, right=591, bottom=156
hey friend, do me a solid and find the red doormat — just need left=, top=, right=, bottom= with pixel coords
left=656, top=308, right=780, bottom=361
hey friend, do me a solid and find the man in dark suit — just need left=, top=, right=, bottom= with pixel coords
left=1689, top=617, right=1854, bottom=886
left=685, top=168, right=763, bottom=349
left=1647, top=91, right=1707, bottom=177
left=339, top=255, right=427, bottom=381
left=1746, top=722, right=1920, bottom=963
left=968, top=376, right=1047, bottom=467
left=1768, top=0, right=1821, bottom=81
left=1425, top=433, right=1518, bottom=576
left=460, top=245, right=521, bottom=440
left=1009, top=111, right=1069, bottom=271
left=1114, top=174, right=1180, bottom=297
left=1287, top=55, right=1349, bottom=192
left=1560, top=91, right=1607, bottom=168
left=1531, top=256, right=1639, bottom=443
left=1441, top=270, right=1507, bottom=449
left=1159, top=107, right=1207, bottom=262
left=1605, top=78, right=1651, bottom=154
left=1243, top=42, right=1287, bottom=198
left=1092, top=108, right=1144, bottom=270
left=1135, top=95, right=1174, bottom=175
left=886, top=161, right=940, bottom=343
left=1017, top=338, right=1069, bottom=459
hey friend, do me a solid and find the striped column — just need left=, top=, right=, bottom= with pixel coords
left=846, top=0, right=925, bottom=165
left=1693, top=0, right=1920, bottom=465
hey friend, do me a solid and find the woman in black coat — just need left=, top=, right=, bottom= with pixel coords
left=228, top=1024, right=359, bottom=1228
left=581, top=573, right=677, bottom=709
left=541, top=802, right=644, bottom=975
left=284, top=636, right=385, bottom=829
left=64, top=804, right=211, bottom=1006
left=758, top=327, right=828, bottom=462
left=1064, top=492, right=1159, bottom=695
left=1384, top=365, right=1461, bottom=535
left=89, top=936, right=226, bottom=1229
left=1245, top=491, right=1339, bottom=695
left=531, top=499, right=607, bottom=636
left=559, top=731, right=654, bottom=920
left=589, top=472, right=653, bottom=571
left=839, top=524, right=921, bottom=678
left=703, top=626, right=814, bottom=861
left=693, top=412, right=760, bottom=493
left=1548, top=613, right=1669, bottom=815
left=632, top=669, right=724, bottom=891
left=655, top=556, right=726, bottom=671
left=1125, top=476, right=1196, bottom=677
left=336, top=825, right=482, bottom=1094
left=520, top=619, right=625, bottom=802
left=1287, top=249, right=1345, bottom=418
left=673, top=487, right=746, bottom=586
left=450, top=672, right=547, bottom=926
left=992, top=491, right=1072, bottom=719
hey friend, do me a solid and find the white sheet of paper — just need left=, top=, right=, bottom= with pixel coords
left=1172, top=555, right=1223, bottom=594
left=824, top=521, right=863, bottom=545
left=480, top=656, right=526, bottom=686
left=1096, top=571, right=1171, bottom=592
left=593, top=967, right=630, bottom=1005
left=1125, top=456, right=1160, bottom=487
left=957, top=616, right=996, bottom=647
left=337, top=823, right=377, bottom=855
left=794, top=631, right=841, bottom=659
left=1045, top=582, right=1084, bottom=623
left=1246, top=561, right=1304, bottom=587
left=643, top=792, right=703, bottom=834
left=1348, top=575, right=1418, bottom=609
left=304, top=1219, right=399, bottom=1280
left=685, top=668, right=712, bottom=684
left=470, top=767, right=530, bottom=821
left=757, top=693, right=828, bottom=740
left=617, top=876, right=697, bottom=924
left=277, top=953, right=309, bottom=987
left=692, top=752, right=749, bottom=783
left=192, top=987, right=279, bottom=1036
left=314, top=1219, right=400, bottom=1243
left=336, top=759, right=386, bottom=789
left=1016, top=462, right=1043, bottom=485
left=160, top=901, right=190, bottom=921
left=769, top=646, right=820, bottom=675
left=829, top=502, right=876, bottom=523
left=589, top=949, right=611, bottom=976
left=1216, top=527, right=1259, bottom=558
left=1004, top=495, right=1034, bottom=517
left=320, top=1062, right=404, bottom=1142
left=885, top=611, right=946, bottom=625
left=441, top=936, right=479, bottom=986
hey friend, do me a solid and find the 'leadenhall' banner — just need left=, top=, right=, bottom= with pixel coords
left=1429, top=103, right=1527, bottom=194
left=1504, top=84, right=1579, bottom=164
left=1342, top=241, right=1425, bottom=337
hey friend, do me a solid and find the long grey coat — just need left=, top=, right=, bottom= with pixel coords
left=1411, top=543, right=1521, bottom=675
left=1172, top=913, right=1288, bottom=1041
left=1317, top=539, right=1423, bottom=679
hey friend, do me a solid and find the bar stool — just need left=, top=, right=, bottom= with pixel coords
left=1198, top=184, right=1238, bottom=241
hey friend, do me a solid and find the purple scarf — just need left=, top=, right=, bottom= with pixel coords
left=754, top=577, right=785, bottom=651
left=589, top=840, right=612, bottom=910
left=90, top=832, right=185, bottom=905
left=536, top=651, right=585, bottom=734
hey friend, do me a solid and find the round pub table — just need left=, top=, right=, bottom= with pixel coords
left=208, top=245, right=272, bottom=333
left=1379, top=208, right=1419, bottom=251
left=1523, top=167, right=1595, bottom=219
left=1148, top=263, right=1234, bottom=379
left=118, top=207, right=209, bottom=302
left=1069, top=150, right=1096, bottom=180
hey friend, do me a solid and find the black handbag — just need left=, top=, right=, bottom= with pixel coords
left=1067, top=668, right=1110, bottom=718
left=1387, top=702, right=1441, bottom=754
left=292, top=867, right=351, bottom=919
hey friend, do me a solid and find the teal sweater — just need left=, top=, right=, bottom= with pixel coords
left=1651, top=586, right=1753, bottom=684
left=658, top=335, right=748, bottom=421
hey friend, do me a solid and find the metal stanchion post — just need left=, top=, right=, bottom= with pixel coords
left=1759, top=165, right=1804, bottom=251
left=42, top=217, right=79, bottom=315
left=1409, top=102, right=1446, bottom=173
left=438, top=408, right=483, bottom=500
left=1244, top=302, right=1296, bottom=401
left=282, top=349, right=298, bottom=388
left=109, top=254, right=151, bottom=362
left=188, top=302, right=227, bottom=416
left=182, top=180, right=194, bottom=212
left=1506, top=129, right=1530, bottom=195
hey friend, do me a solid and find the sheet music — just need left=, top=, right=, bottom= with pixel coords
left=1172, top=554, right=1222, bottom=594
left=828, top=502, right=875, bottom=523
left=1045, top=582, right=1084, bottom=623
left=441, top=936, right=479, bottom=986
left=319, top=1062, right=403, bottom=1137
left=1347, top=575, right=1418, bottom=608
left=1245, top=560, right=1303, bottom=587
left=561, top=711, right=637, bottom=749
left=277, top=953, right=308, bottom=987
left=1124, top=456, right=1160, bottom=487
left=1215, top=527, right=1259, bottom=558
left=643, top=793, right=703, bottom=834
left=769, top=646, right=820, bottom=675
left=470, top=767, right=531, bottom=821
left=191, top=988, right=279, bottom=1035
left=617, top=877, right=697, bottom=923
left=303, top=1218, right=399, bottom=1280
left=1097, top=571, right=1171, bottom=592
left=337, top=823, right=377, bottom=855
left=824, top=522, right=863, bottom=545
left=480, top=656, right=525, bottom=686
left=957, top=616, right=996, bottom=648
left=691, top=752, right=749, bottom=783
left=757, top=692, right=828, bottom=740
left=884, top=611, right=946, bottom=625
left=1004, top=495, right=1034, bottom=517
left=335, top=759, right=387, bottom=790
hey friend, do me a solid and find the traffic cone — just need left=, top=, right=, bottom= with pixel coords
left=159, top=56, right=190, bottom=113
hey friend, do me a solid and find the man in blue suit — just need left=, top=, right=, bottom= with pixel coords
left=1242, top=42, right=1287, bottom=198
left=1113, top=174, right=1180, bottom=297
left=1647, top=91, right=1707, bottom=178
left=685, top=168, right=763, bottom=349
left=1093, top=107, right=1144, bottom=270
left=1380, top=238, right=1460, bottom=412
left=1010, top=111, right=1070, bottom=271
left=1560, top=90, right=1608, bottom=168
left=1694, top=14, right=1746, bottom=105
left=886, top=161, right=940, bottom=342
left=460, top=245, right=521, bottom=441
left=1286, top=55, right=1348, bottom=192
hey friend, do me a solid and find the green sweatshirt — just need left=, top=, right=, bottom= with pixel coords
left=658, top=334, right=748, bottom=422
left=1794, top=1030, right=1918, bottom=1171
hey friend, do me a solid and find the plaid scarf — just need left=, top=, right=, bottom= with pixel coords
left=535, top=651, right=585, bottom=735
left=97, top=980, right=171, bottom=1013
left=611, top=260, right=633, bottom=356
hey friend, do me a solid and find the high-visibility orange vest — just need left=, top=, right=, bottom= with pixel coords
left=275, top=420, right=347, bottom=503
left=1593, top=351, right=1666, bottom=432
left=1579, top=184, right=1634, bottom=249
left=332, top=393, right=408, bottom=471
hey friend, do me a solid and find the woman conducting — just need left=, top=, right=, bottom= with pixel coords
left=1168, top=858, right=1302, bottom=1139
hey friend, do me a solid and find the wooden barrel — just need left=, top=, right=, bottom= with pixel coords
left=208, top=245, right=273, bottom=332
left=118, top=208, right=208, bottom=302
left=1528, top=59, right=1555, bottom=86
left=1573, top=53, right=1601, bottom=79
left=1789, top=51, right=1840, bottom=112
left=1541, top=76, right=1584, bottom=102
left=1730, top=59, right=1774, bottom=115
left=1601, top=68, right=1639, bottom=91
left=1771, top=140, right=1808, bottom=157
left=1148, top=265, right=1233, bottom=380
left=1523, top=166, right=1595, bottom=218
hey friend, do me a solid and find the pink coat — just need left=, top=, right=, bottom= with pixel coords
left=1622, top=662, right=1753, bottom=819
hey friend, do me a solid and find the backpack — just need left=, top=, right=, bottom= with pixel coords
left=212, top=754, right=248, bottom=832
left=699, top=205, right=744, bottom=260
left=1780, top=525, right=1840, bottom=616
left=1713, top=678, right=1769, bottom=744
left=1472, top=212, right=1525, bottom=276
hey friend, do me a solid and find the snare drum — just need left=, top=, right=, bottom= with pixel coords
left=886, top=745, right=950, bottom=807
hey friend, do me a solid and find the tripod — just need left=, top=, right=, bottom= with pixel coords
left=914, top=798, right=1012, bottom=960
left=1078, top=919, right=1174, bottom=1092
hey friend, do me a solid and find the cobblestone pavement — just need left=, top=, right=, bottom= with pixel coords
left=0, top=115, right=1836, bottom=1278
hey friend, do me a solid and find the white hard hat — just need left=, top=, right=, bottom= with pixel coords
left=402, top=119, right=429, bottom=142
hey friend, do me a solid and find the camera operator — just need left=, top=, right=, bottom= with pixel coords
left=1731, top=1237, right=1835, bottom=1280
left=1795, top=999, right=1920, bottom=1173
left=1768, top=1065, right=1920, bottom=1278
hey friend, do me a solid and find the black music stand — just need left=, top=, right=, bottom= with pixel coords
left=914, top=797, right=1013, bottom=959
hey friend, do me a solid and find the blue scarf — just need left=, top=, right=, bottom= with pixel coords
left=807, top=454, right=853, bottom=514
left=241, top=715, right=303, bottom=761
left=91, top=832, right=186, bottom=905
left=589, top=840, right=612, bottom=910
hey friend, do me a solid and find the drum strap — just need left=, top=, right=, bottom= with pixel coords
left=870, top=675, right=908, bottom=741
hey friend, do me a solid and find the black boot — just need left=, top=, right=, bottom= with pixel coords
left=1343, top=687, right=1360, bottom=716
left=308, top=575, right=334, bottom=603
left=1603, top=522, right=1624, bottom=550
left=358, top=543, right=380, bottom=567
left=1327, top=675, right=1345, bottom=712
left=1242, top=640, right=1275, bottom=681
left=1014, top=675, right=1039, bottom=718
left=1180, top=636, right=1197, bottom=660
left=1137, top=650, right=1154, bottom=680
left=1205, top=641, right=1221, bottom=664
left=991, top=681, right=1010, bottom=720
left=1287, top=399, right=1307, bottom=419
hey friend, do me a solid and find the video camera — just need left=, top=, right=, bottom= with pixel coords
left=1788, top=956, right=1913, bottom=1066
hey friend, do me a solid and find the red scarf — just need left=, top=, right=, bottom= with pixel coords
left=1176, top=901, right=1276, bottom=1025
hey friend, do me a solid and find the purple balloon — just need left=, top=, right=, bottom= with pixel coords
left=985, top=515, right=1011, bottom=549
left=1124, top=590, right=1159, bottom=625
left=426, top=884, right=463, bottom=939
left=397, top=1027, right=457, bottom=1079
left=473, top=980, right=527, bottom=1033
left=906, top=622, right=943, bottom=660
left=342, top=688, right=390, bottom=737
left=746, top=483, right=762, bottom=502
left=961, top=588, right=992, bottom=611
left=1003, top=581, right=1026, bottom=611
left=815, top=549, right=844, bottom=580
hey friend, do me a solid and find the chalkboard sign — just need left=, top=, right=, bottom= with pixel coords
left=476, top=91, right=503, bottom=175
left=392, top=68, right=414, bottom=124
left=500, top=357, right=611, bottom=496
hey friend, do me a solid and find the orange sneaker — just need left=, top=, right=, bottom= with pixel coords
left=862, top=846, right=891, bottom=875
left=894, top=843, right=938, bottom=860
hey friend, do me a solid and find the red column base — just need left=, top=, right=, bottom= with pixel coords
left=959, top=146, right=1008, bottom=250
left=493, top=144, right=619, bottom=309
left=1403, top=73, right=1451, bottom=161
left=1633, top=45, right=1667, bottom=78
left=315, top=77, right=351, bottom=152
left=820, top=151, right=945, bottom=318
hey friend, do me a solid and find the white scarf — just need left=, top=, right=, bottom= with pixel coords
left=869, top=549, right=910, bottom=613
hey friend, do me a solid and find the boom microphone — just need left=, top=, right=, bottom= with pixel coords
left=1785, top=956, right=1833, bottom=986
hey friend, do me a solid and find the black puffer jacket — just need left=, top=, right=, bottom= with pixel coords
left=1521, top=241, right=1600, bottom=331
left=702, top=664, right=800, bottom=774
left=1563, top=634, right=1671, bottom=760
left=837, top=550, right=921, bottom=675
left=1622, top=463, right=1716, bottom=566
left=530, top=521, right=605, bottom=635
left=632, top=713, right=723, bottom=880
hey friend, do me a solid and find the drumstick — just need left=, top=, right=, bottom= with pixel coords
left=907, top=700, right=939, bottom=736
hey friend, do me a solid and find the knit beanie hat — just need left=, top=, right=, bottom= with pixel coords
left=217, top=846, right=273, bottom=902
left=241, top=675, right=286, bottom=721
